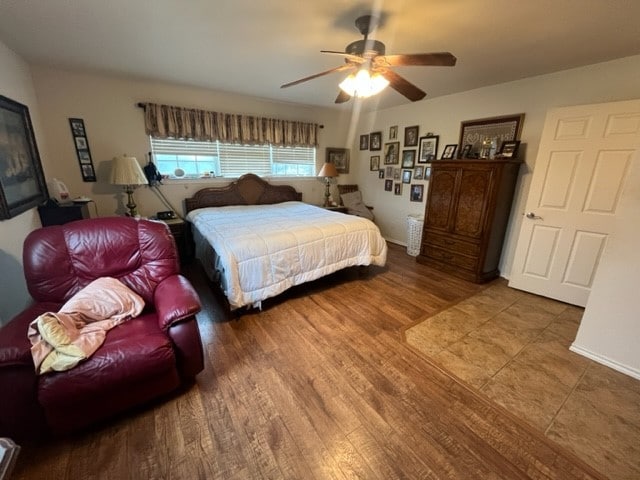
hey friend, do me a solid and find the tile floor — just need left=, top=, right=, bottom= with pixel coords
left=405, top=281, right=640, bottom=480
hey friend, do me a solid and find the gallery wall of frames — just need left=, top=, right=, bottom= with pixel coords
left=358, top=114, right=524, bottom=203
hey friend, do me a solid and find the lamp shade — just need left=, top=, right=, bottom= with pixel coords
left=318, top=162, right=339, bottom=178
left=110, top=155, right=148, bottom=186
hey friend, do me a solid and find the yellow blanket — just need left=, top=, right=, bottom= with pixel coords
left=28, top=277, right=144, bottom=374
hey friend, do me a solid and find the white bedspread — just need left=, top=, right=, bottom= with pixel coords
left=187, top=201, right=387, bottom=309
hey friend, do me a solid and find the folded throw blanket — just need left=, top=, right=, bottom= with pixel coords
left=28, top=277, right=144, bottom=374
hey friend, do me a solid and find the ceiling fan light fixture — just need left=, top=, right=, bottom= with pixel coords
left=339, top=69, right=389, bottom=98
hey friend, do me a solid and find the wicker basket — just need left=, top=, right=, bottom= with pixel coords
left=406, top=214, right=424, bottom=256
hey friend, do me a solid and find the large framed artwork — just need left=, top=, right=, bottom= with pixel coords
left=326, top=147, right=350, bottom=173
left=459, top=114, right=525, bottom=158
left=0, top=95, right=48, bottom=219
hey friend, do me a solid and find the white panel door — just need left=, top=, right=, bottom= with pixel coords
left=509, top=99, right=640, bottom=306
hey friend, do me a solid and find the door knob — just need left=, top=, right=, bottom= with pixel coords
left=525, top=212, right=542, bottom=220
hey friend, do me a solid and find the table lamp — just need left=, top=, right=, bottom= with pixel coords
left=110, top=155, right=148, bottom=217
left=317, top=162, right=339, bottom=207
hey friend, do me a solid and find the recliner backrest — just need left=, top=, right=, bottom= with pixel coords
left=23, top=217, right=179, bottom=305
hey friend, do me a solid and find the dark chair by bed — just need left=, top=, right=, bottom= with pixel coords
left=337, top=184, right=373, bottom=211
left=0, top=217, right=204, bottom=442
left=337, top=184, right=374, bottom=219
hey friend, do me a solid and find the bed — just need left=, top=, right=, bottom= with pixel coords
left=185, top=174, right=387, bottom=310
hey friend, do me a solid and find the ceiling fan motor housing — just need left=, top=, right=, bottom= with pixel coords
left=346, top=39, right=385, bottom=57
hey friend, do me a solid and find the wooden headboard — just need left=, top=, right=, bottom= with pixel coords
left=184, top=173, right=303, bottom=213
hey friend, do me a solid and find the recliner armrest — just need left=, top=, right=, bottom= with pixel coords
left=154, top=275, right=201, bottom=331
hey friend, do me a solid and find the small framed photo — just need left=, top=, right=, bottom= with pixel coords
left=384, top=179, right=393, bottom=191
left=461, top=144, right=472, bottom=158
left=425, top=166, right=432, bottom=179
left=498, top=140, right=521, bottom=158
left=404, top=125, right=419, bottom=147
left=369, top=131, right=382, bottom=151
left=359, top=134, right=369, bottom=150
left=385, top=166, right=394, bottom=178
left=402, top=169, right=412, bottom=184
left=442, top=144, right=457, bottom=159
left=75, top=136, right=87, bottom=150
left=389, top=125, right=398, bottom=140
left=378, top=169, right=385, bottom=179
left=393, top=168, right=401, bottom=180
left=418, top=135, right=439, bottom=163
left=401, top=150, right=416, bottom=168
left=384, top=141, right=400, bottom=164
left=70, top=118, right=86, bottom=136
left=370, top=155, right=380, bottom=171
left=410, top=184, right=424, bottom=202
left=414, top=166, right=424, bottom=180
left=327, top=147, right=350, bottom=173
left=394, top=183, right=402, bottom=195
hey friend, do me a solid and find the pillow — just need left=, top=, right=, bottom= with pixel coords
left=60, top=277, right=145, bottom=322
left=340, top=190, right=374, bottom=220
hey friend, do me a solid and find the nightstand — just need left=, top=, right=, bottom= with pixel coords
left=320, top=205, right=348, bottom=213
left=157, top=217, right=192, bottom=263
left=37, top=203, right=90, bottom=226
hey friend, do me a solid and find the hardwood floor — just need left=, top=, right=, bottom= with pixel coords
left=12, top=243, right=605, bottom=479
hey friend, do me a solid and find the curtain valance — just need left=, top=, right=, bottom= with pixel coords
left=140, top=102, right=319, bottom=147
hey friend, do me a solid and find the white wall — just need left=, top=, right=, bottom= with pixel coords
left=350, top=54, right=640, bottom=277
left=0, top=40, right=50, bottom=325
left=571, top=150, right=640, bottom=379
left=30, top=66, right=351, bottom=218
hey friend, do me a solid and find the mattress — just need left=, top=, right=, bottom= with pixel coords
left=187, top=201, right=387, bottom=310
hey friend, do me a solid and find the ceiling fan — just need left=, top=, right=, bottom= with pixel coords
left=280, top=15, right=456, bottom=104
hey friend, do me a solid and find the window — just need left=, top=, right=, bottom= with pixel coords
left=150, top=138, right=316, bottom=178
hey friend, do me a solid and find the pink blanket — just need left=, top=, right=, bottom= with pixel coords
left=28, top=277, right=144, bottom=374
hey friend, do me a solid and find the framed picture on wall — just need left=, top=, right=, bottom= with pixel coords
left=0, top=94, right=48, bottom=219
left=410, top=184, right=424, bottom=202
left=370, top=155, right=380, bottom=171
left=359, top=134, right=369, bottom=150
left=69, top=118, right=97, bottom=182
left=326, top=147, right=350, bottom=173
left=459, top=113, right=524, bottom=158
left=418, top=135, right=439, bottom=163
left=369, top=131, right=382, bottom=151
left=404, top=126, right=419, bottom=146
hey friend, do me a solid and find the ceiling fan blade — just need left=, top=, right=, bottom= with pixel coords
left=379, top=69, right=426, bottom=102
left=281, top=64, right=355, bottom=89
left=321, top=50, right=366, bottom=64
left=335, top=90, right=351, bottom=104
left=375, top=52, right=457, bottom=67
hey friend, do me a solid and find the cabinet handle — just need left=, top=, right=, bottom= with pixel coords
left=441, top=253, right=454, bottom=260
left=444, top=240, right=455, bottom=245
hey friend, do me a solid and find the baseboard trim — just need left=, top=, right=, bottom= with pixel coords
left=570, top=343, right=640, bottom=380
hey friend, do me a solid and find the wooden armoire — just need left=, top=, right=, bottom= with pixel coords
left=416, top=158, right=522, bottom=283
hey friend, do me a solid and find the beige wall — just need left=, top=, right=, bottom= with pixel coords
left=572, top=150, right=640, bottom=379
left=30, top=66, right=352, bottom=218
left=350, top=54, right=640, bottom=277
left=0, top=41, right=50, bottom=324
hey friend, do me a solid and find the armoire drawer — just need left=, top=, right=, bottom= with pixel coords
left=422, top=231, right=480, bottom=256
left=421, top=245, right=479, bottom=270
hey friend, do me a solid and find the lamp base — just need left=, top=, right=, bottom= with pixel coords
left=323, top=178, right=332, bottom=207
left=125, top=188, right=138, bottom=217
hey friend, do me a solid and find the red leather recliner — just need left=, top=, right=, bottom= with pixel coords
left=0, top=217, right=204, bottom=442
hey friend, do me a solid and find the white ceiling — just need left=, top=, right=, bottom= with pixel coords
left=1, top=0, right=639, bottom=111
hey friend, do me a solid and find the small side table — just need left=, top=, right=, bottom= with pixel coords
left=37, top=203, right=90, bottom=226
left=157, top=218, right=192, bottom=264
left=320, top=205, right=348, bottom=214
